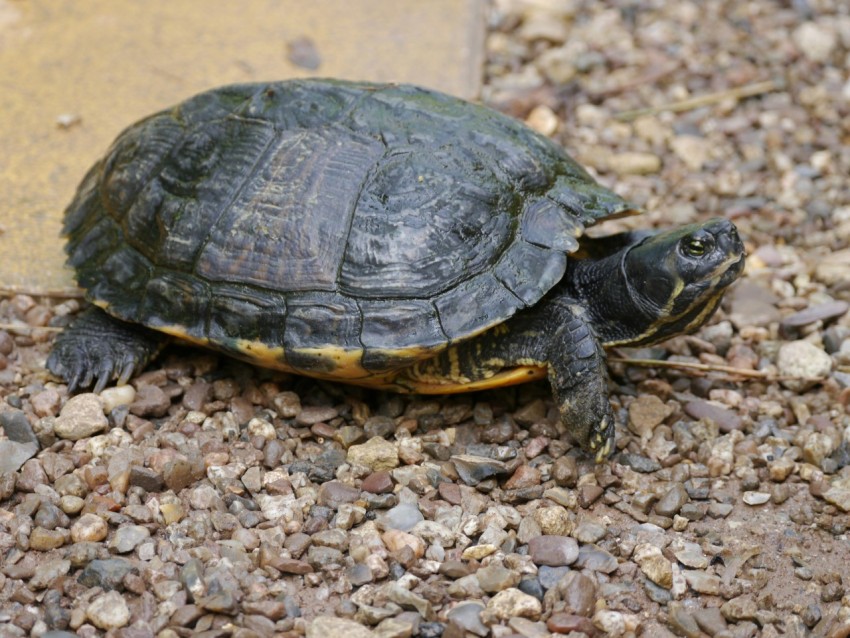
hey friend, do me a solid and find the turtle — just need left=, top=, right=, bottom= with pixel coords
left=47, top=78, right=745, bottom=460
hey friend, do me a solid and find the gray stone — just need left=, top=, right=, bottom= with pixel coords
left=109, top=525, right=150, bottom=553
left=476, top=564, right=521, bottom=593
left=672, top=541, right=708, bottom=569
left=0, top=410, right=38, bottom=474
left=347, top=563, right=373, bottom=586
left=573, top=520, right=606, bottom=544
left=692, top=607, right=728, bottom=635
left=683, top=569, right=721, bottom=595
left=384, top=582, right=435, bottom=621
left=537, top=565, right=570, bottom=590
left=655, top=484, right=690, bottom=517
left=380, top=502, right=424, bottom=532
left=317, top=480, right=361, bottom=508
left=29, top=558, right=71, bottom=589
left=553, top=571, right=596, bottom=617
left=77, top=558, right=137, bottom=591
left=684, top=401, right=742, bottom=433
left=295, top=405, right=339, bottom=426
left=573, top=545, right=618, bottom=573
left=726, top=280, right=780, bottom=329
left=451, top=454, right=509, bottom=485
left=780, top=301, right=849, bottom=335
left=447, top=601, right=488, bottom=637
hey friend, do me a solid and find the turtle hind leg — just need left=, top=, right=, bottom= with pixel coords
left=47, top=307, right=167, bottom=393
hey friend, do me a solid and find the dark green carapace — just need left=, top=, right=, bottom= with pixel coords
left=48, top=79, right=745, bottom=460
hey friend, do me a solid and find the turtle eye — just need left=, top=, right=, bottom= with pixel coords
left=682, top=236, right=707, bottom=257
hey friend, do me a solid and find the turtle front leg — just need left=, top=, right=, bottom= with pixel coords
left=399, top=299, right=616, bottom=461
left=546, top=303, right=616, bottom=461
left=48, top=307, right=167, bottom=393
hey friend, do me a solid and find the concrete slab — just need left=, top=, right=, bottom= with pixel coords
left=0, top=0, right=484, bottom=294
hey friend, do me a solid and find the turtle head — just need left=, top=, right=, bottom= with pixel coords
left=614, top=217, right=745, bottom=345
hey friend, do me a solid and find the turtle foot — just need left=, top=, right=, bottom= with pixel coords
left=47, top=307, right=166, bottom=393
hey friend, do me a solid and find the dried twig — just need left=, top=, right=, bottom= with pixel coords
left=613, top=77, right=785, bottom=121
left=589, top=61, right=681, bottom=99
left=609, top=356, right=825, bottom=384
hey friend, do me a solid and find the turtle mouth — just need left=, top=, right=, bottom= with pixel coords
left=704, top=217, right=745, bottom=286
left=716, top=251, right=746, bottom=287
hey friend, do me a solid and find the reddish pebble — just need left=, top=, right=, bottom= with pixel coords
left=0, top=331, right=13, bottom=355
left=317, top=481, right=360, bottom=508
left=578, top=484, right=603, bottom=508
left=295, top=406, right=339, bottom=426
left=684, top=400, right=742, bottom=433
left=438, top=482, right=462, bottom=505
left=547, top=613, right=596, bottom=634
left=361, top=471, right=394, bottom=494
left=274, top=558, right=313, bottom=574
left=311, top=422, right=337, bottom=439
left=129, top=384, right=171, bottom=418
left=183, top=381, right=211, bottom=411
left=504, top=464, right=541, bottom=490
left=525, top=436, right=549, bottom=459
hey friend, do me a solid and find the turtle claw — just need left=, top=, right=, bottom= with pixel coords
left=117, top=360, right=136, bottom=387
left=588, top=416, right=616, bottom=463
left=65, top=362, right=86, bottom=395
left=92, top=357, right=118, bottom=394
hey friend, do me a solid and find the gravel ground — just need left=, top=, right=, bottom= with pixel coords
left=2, top=0, right=850, bottom=636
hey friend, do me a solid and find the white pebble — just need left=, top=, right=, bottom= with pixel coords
left=743, top=491, right=770, bottom=506
left=86, top=591, right=130, bottom=630
left=99, top=385, right=136, bottom=413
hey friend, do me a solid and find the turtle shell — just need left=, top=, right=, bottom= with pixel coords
left=63, top=79, right=637, bottom=381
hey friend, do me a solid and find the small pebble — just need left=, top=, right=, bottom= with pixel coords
left=347, top=437, right=399, bottom=471
left=743, top=491, right=771, bottom=506
left=476, top=564, right=521, bottom=593
left=485, top=587, right=542, bottom=621
left=684, top=400, right=742, bottom=433
left=361, top=471, right=394, bottom=494
left=528, top=535, right=578, bottom=567
left=634, top=543, right=672, bottom=588
left=86, top=591, right=130, bottom=630
left=99, top=385, right=136, bottom=414
left=109, top=525, right=151, bottom=553
left=70, top=513, right=108, bottom=543
left=54, top=394, right=107, bottom=440
left=777, top=341, right=833, bottom=391
left=380, top=502, right=424, bottom=531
